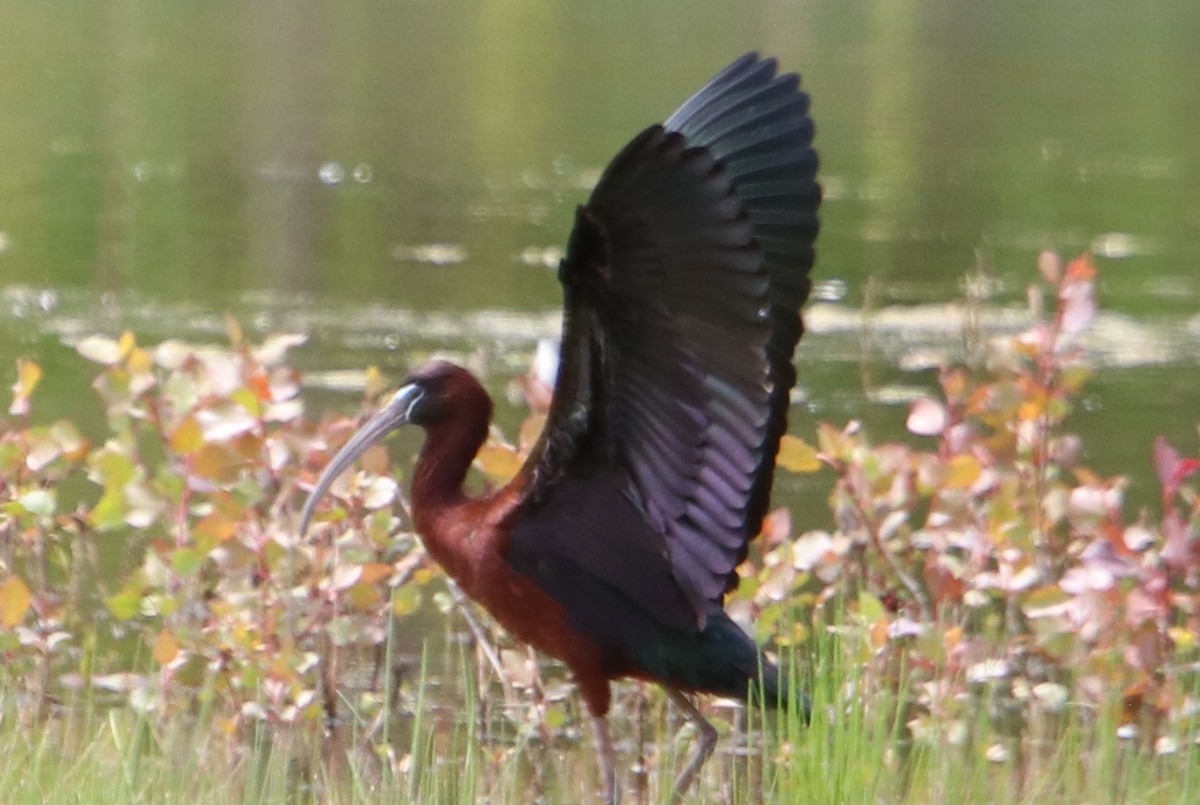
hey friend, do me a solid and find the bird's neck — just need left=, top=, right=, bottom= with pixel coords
left=410, top=400, right=489, bottom=515
left=412, top=415, right=488, bottom=512
left=408, top=409, right=495, bottom=586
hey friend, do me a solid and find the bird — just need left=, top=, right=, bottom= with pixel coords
left=300, top=52, right=820, bottom=803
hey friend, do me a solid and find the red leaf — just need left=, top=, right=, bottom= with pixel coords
left=1176, top=459, right=1200, bottom=486
left=1064, top=252, right=1098, bottom=282
left=1155, top=436, right=1200, bottom=505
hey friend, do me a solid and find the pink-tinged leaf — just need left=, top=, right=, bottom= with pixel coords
left=759, top=507, right=792, bottom=545
left=331, top=564, right=364, bottom=591
left=532, top=338, right=560, bottom=389
left=1125, top=581, right=1169, bottom=628
left=1059, top=277, right=1096, bottom=334
left=264, top=399, right=303, bottom=423
left=90, top=673, right=142, bottom=693
left=152, top=339, right=193, bottom=370
left=878, top=509, right=908, bottom=541
left=966, top=659, right=1011, bottom=684
left=943, top=422, right=976, bottom=454
left=196, top=405, right=258, bottom=442
left=887, top=618, right=924, bottom=639
left=75, top=335, right=123, bottom=365
left=1049, top=434, right=1083, bottom=468
left=265, top=437, right=290, bottom=472
left=791, top=531, right=834, bottom=571
left=1160, top=510, right=1194, bottom=570
left=1122, top=524, right=1157, bottom=552
left=8, top=396, right=29, bottom=418
left=361, top=476, right=398, bottom=510
left=267, top=368, right=300, bottom=402
left=1032, top=682, right=1070, bottom=711
left=906, top=398, right=947, bottom=436
left=25, top=437, right=61, bottom=472
left=1009, top=565, right=1043, bottom=592
left=1124, top=621, right=1168, bottom=673
left=1153, top=436, right=1179, bottom=486
left=1079, top=535, right=1133, bottom=574
left=1060, top=565, right=1116, bottom=594
left=252, top=333, right=308, bottom=366
left=1153, top=436, right=1200, bottom=503
left=1068, top=485, right=1108, bottom=520
left=1038, top=250, right=1063, bottom=285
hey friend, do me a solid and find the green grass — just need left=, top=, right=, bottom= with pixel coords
left=2, top=626, right=1197, bottom=804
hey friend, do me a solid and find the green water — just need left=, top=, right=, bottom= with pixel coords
left=2, top=0, right=1198, bottom=523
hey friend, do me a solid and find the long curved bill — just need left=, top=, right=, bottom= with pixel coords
left=298, top=383, right=425, bottom=537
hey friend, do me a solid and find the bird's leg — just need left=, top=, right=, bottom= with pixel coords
left=667, top=689, right=719, bottom=800
left=592, top=714, right=619, bottom=805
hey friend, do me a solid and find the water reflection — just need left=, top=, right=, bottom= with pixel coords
left=0, top=0, right=1197, bottom=530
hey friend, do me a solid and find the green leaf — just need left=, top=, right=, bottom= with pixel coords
left=327, top=616, right=358, bottom=647
left=89, top=445, right=137, bottom=490
left=90, top=491, right=128, bottom=532
left=17, top=489, right=56, bottom=516
left=163, top=370, right=201, bottom=415
left=231, top=387, right=264, bottom=417
left=0, top=443, right=22, bottom=474
left=857, top=591, right=886, bottom=623
left=50, top=420, right=84, bottom=453
left=171, top=547, right=205, bottom=577
left=392, top=585, right=422, bottom=617
left=106, top=589, right=142, bottom=621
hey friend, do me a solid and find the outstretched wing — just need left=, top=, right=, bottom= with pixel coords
left=665, top=52, right=821, bottom=577
left=514, top=53, right=820, bottom=622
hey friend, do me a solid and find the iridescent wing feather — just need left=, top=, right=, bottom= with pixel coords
left=510, top=53, right=820, bottom=625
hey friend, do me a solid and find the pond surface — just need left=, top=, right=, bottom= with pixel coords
left=2, top=0, right=1199, bottom=526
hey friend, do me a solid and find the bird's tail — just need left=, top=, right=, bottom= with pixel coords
left=752, top=655, right=812, bottom=722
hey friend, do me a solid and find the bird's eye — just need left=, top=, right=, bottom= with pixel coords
left=402, top=388, right=426, bottom=420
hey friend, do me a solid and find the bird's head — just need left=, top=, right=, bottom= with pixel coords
left=297, top=360, right=482, bottom=536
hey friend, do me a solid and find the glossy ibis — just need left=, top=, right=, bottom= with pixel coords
left=300, top=52, right=819, bottom=802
